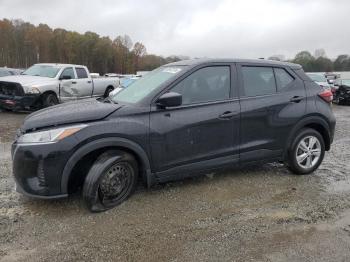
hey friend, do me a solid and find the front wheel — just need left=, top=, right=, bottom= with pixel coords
left=286, top=128, right=325, bottom=175
left=104, top=86, right=114, bottom=98
left=42, top=93, right=59, bottom=108
left=83, top=150, right=138, bottom=212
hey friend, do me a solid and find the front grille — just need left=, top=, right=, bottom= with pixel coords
left=0, top=81, right=24, bottom=96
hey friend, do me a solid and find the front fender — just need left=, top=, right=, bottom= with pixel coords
left=60, top=137, right=153, bottom=194
left=36, top=84, right=59, bottom=97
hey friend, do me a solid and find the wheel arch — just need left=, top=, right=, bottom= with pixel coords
left=61, top=137, right=153, bottom=195
left=284, top=115, right=331, bottom=159
left=104, top=85, right=115, bottom=97
left=40, top=90, right=59, bottom=99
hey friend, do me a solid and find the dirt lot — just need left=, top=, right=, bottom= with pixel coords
left=0, top=106, right=350, bottom=262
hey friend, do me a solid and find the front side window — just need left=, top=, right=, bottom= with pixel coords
left=60, top=68, right=75, bottom=79
left=75, top=68, right=88, bottom=79
left=241, top=66, right=276, bottom=97
left=171, top=66, right=230, bottom=105
left=274, top=68, right=294, bottom=90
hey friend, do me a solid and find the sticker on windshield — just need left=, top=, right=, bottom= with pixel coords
left=162, top=67, right=182, bottom=74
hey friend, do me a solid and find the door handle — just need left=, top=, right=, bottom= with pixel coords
left=219, top=111, right=236, bottom=120
left=72, top=81, right=77, bottom=84
left=87, top=81, right=92, bottom=84
left=289, top=96, right=304, bottom=103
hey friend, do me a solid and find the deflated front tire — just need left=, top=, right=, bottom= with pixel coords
left=83, top=150, right=138, bottom=212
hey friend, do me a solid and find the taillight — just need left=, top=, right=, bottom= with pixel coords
left=318, top=90, right=333, bottom=103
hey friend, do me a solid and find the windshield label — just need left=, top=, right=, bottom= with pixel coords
left=162, top=67, right=182, bottom=74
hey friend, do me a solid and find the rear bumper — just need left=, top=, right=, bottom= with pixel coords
left=0, top=94, right=40, bottom=110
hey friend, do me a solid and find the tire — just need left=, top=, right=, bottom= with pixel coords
left=104, top=86, right=114, bottom=98
left=42, top=93, right=59, bottom=108
left=332, top=95, right=339, bottom=104
left=83, top=150, right=138, bottom=212
left=286, top=128, right=325, bottom=175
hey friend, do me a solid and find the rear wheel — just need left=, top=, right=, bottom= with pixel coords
left=42, top=93, right=59, bottom=108
left=286, top=128, right=325, bottom=175
left=83, top=150, right=138, bottom=212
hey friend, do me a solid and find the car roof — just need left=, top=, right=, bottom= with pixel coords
left=33, top=63, right=86, bottom=68
left=165, top=58, right=302, bottom=69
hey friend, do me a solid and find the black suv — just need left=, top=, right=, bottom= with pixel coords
left=12, top=59, right=336, bottom=212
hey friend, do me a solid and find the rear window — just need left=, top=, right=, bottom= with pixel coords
left=76, top=68, right=88, bottom=79
left=242, top=66, right=276, bottom=97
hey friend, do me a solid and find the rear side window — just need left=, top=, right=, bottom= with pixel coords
left=274, top=68, right=294, bottom=90
left=76, top=68, right=88, bottom=79
left=241, top=66, right=276, bottom=97
left=171, top=66, right=230, bottom=105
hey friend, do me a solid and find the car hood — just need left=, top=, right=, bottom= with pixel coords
left=0, top=75, right=56, bottom=87
left=21, top=99, right=122, bottom=132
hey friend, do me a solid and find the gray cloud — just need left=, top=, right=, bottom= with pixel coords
left=0, top=0, right=349, bottom=59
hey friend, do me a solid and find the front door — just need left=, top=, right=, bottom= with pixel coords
left=150, top=65, right=240, bottom=176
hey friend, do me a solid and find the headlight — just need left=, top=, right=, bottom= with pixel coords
left=26, top=86, right=41, bottom=94
left=17, top=124, right=87, bottom=144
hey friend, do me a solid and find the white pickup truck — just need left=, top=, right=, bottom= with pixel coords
left=0, top=63, right=120, bottom=111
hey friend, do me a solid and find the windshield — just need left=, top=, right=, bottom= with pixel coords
left=22, top=65, right=60, bottom=78
left=121, top=78, right=138, bottom=88
left=112, top=66, right=186, bottom=104
left=0, top=69, right=10, bottom=77
left=307, top=73, right=326, bottom=82
left=342, top=79, right=350, bottom=86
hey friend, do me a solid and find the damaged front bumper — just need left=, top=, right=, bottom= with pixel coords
left=0, top=94, right=40, bottom=110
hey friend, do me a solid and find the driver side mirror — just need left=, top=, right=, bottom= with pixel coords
left=60, top=75, right=72, bottom=80
left=156, top=92, right=182, bottom=108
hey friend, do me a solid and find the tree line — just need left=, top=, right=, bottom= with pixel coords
left=269, top=50, right=350, bottom=72
left=0, top=19, right=187, bottom=74
left=2, top=19, right=350, bottom=74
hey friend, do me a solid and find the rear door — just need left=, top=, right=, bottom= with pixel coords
left=150, top=64, right=240, bottom=175
left=74, top=67, right=93, bottom=98
left=237, top=63, right=306, bottom=162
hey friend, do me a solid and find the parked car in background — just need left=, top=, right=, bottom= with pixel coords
left=12, top=59, right=335, bottom=212
left=333, top=79, right=350, bottom=105
left=0, top=67, right=22, bottom=77
left=104, top=73, right=119, bottom=77
left=306, top=73, right=331, bottom=91
left=325, top=72, right=340, bottom=86
left=0, top=63, right=120, bottom=111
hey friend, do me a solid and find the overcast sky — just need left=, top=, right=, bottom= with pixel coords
left=0, top=0, right=349, bottom=59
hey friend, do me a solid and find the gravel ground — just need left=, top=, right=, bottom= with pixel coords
left=1, top=106, right=350, bottom=262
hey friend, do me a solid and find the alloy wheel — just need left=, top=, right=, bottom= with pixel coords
left=295, top=136, right=321, bottom=169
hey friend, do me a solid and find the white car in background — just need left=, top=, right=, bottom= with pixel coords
left=0, top=63, right=120, bottom=110
left=306, top=73, right=331, bottom=91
